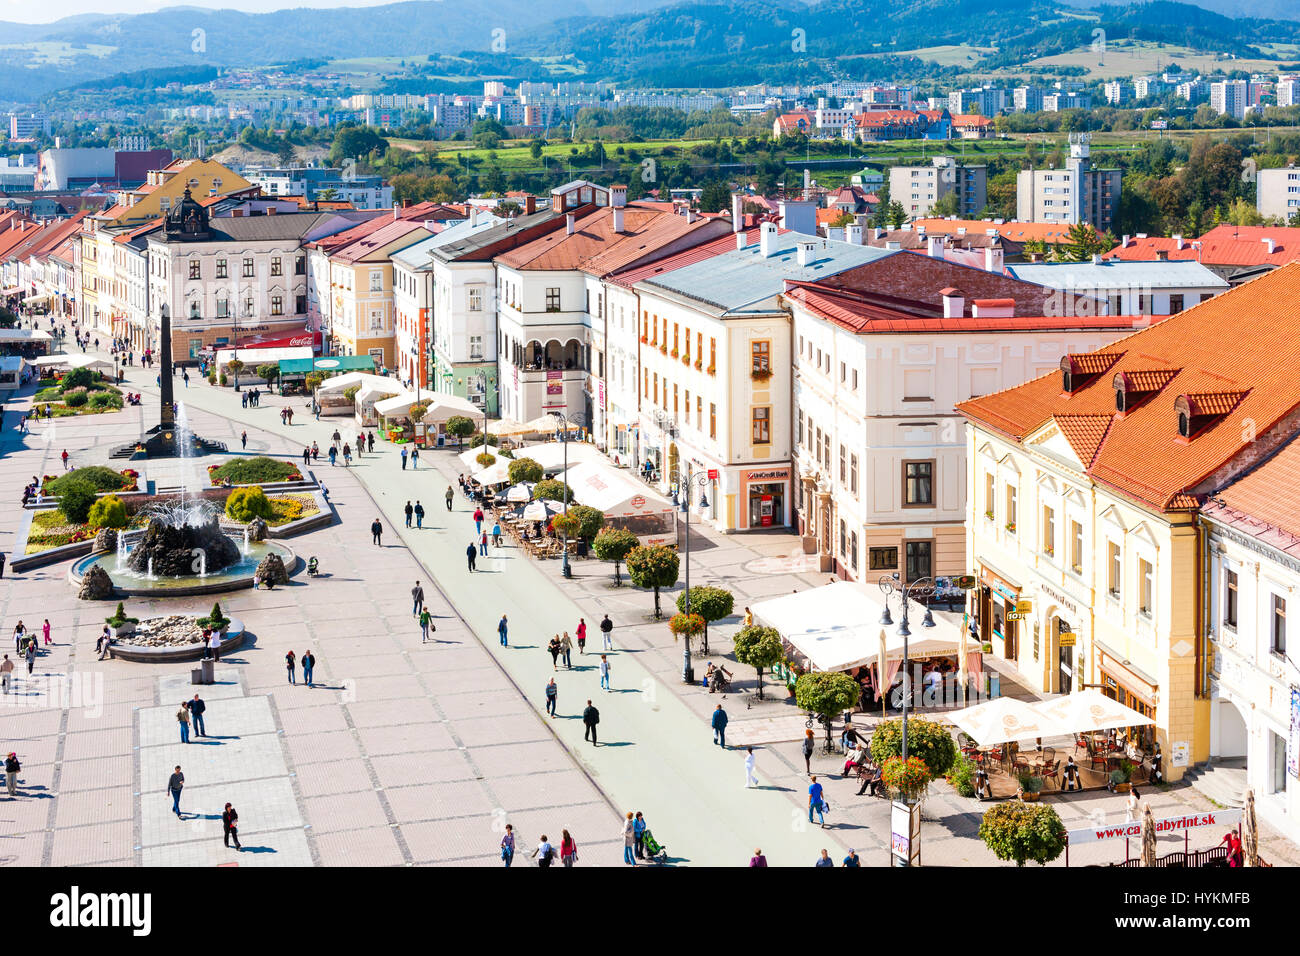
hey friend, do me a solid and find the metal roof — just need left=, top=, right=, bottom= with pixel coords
left=390, top=214, right=507, bottom=271
left=1005, top=259, right=1228, bottom=290
left=427, top=208, right=559, bottom=262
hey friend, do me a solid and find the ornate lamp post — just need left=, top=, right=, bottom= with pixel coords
left=675, top=463, right=710, bottom=683
left=556, top=409, right=586, bottom=579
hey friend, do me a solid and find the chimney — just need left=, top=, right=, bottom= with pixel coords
left=402, top=198, right=412, bottom=209
left=612, top=205, right=625, bottom=234
left=971, top=298, right=1014, bottom=318
left=759, top=221, right=778, bottom=258
left=927, top=235, right=945, bottom=259
left=392, top=204, right=399, bottom=221
left=984, top=246, right=1004, bottom=273
left=941, top=287, right=965, bottom=318
left=609, top=184, right=627, bottom=208
left=1264, top=237, right=1277, bottom=255
left=469, top=206, right=480, bottom=227
left=1122, top=234, right=1130, bottom=247
left=846, top=223, right=863, bottom=245
left=796, top=240, right=816, bottom=267
left=685, top=207, right=696, bottom=225
left=885, top=240, right=902, bottom=250
left=524, top=195, right=536, bottom=215
left=1155, top=249, right=1168, bottom=261
left=267, top=205, right=277, bottom=215
left=736, top=231, right=747, bottom=251
left=873, top=227, right=883, bottom=241
left=1172, top=234, right=1183, bottom=250
left=566, top=212, right=575, bottom=236
left=731, top=193, right=743, bottom=232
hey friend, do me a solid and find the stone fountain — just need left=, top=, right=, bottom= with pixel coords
left=126, top=513, right=242, bottom=578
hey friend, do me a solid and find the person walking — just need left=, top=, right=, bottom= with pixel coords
left=622, top=812, right=636, bottom=866
left=419, top=608, right=432, bottom=642
left=749, top=848, right=768, bottom=867
left=598, top=654, right=611, bottom=692
left=545, top=677, right=558, bottom=717
left=445, top=485, right=455, bottom=511
left=491, top=521, right=502, bottom=547
left=500, top=824, right=516, bottom=867
left=285, top=650, right=297, bottom=685
left=371, top=518, right=383, bottom=546
left=42, top=619, right=50, bottom=646
left=222, top=803, right=242, bottom=850
left=466, top=542, right=477, bottom=571
left=1125, top=787, right=1141, bottom=824
left=404, top=501, right=413, bottom=528
left=560, top=829, right=578, bottom=867
left=559, top=632, right=573, bottom=669
left=0, top=655, right=12, bottom=694
left=177, top=701, right=191, bottom=744
left=302, top=650, right=315, bottom=688
left=633, top=812, right=647, bottom=859
left=599, top=614, right=613, bottom=651
left=744, top=746, right=759, bottom=788
left=411, top=446, right=419, bottom=469
left=60, top=449, right=69, bottom=470
left=189, top=694, right=206, bottom=737
left=367, top=432, right=374, bottom=454
left=547, top=635, right=561, bottom=671
left=479, top=530, right=489, bottom=556
left=815, top=848, right=833, bottom=867
left=4, top=752, right=18, bottom=797
left=412, top=581, right=425, bottom=617
left=497, top=615, right=508, bottom=647
left=303, top=446, right=311, bottom=467
left=414, top=501, right=425, bottom=529
left=328, top=445, right=337, bottom=467
left=743, top=606, right=754, bottom=627
left=712, top=703, right=729, bottom=748
left=400, top=446, right=408, bottom=470
left=842, top=849, right=861, bottom=867
left=240, top=431, right=247, bottom=450
left=802, top=728, right=816, bottom=775
left=530, top=834, right=555, bottom=867
left=207, top=629, right=221, bottom=662
left=312, top=441, right=319, bottom=462
left=576, top=624, right=587, bottom=656
left=24, top=643, right=34, bottom=677
left=582, top=699, right=599, bottom=746
left=167, top=766, right=184, bottom=817
left=473, top=507, right=484, bottom=535
left=808, top=776, right=826, bottom=828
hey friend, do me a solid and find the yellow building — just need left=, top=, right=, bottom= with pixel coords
left=96, top=159, right=251, bottom=227
left=957, top=264, right=1300, bottom=782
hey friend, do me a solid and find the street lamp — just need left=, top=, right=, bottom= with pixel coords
left=675, top=463, right=711, bottom=683
left=555, top=409, right=585, bottom=579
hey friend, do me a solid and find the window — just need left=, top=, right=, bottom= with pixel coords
left=1169, top=293, right=1184, bottom=313
left=697, top=396, right=702, bottom=431
left=1006, top=485, right=1018, bottom=531
left=295, top=294, right=307, bottom=314
left=903, top=460, right=933, bottom=506
left=216, top=258, right=227, bottom=279
left=869, top=547, right=898, bottom=570
left=1139, top=559, right=1153, bottom=616
left=369, top=270, right=382, bottom=292
left=189, top=301, right=201, bottom=320
left=839, top=519, right=847, bottom=558
left=850, top=533, right=858, bottom=570
left=243, top=295, right=254, bottom=317
left=243, top=257, right=255, bottom=278
left=270, top=295, right=283, bottom=316
left=1270, top=731, right=1288, bottom=795
left=546, top=288, right=560, bottom=311
left=470, top=335, right=483, bottom=359
left=752, top=407, right=771, bottom=444
left=1224, top=570, right=1238, bottom=628
left=797, top=410, right=804, bottom=446
left=849, top=454, right=858, bottom=495
left=709, top=337, right=716, bottom=371
left=652, top=373, right=658, bottom=405
left=852, top=369, right=859, bottom=390
left=188, top=260, right=200, bottom=279
left=752, top=340, right=771, bottom=373
left=468, top=288, right=483, bottom=312
left=905, top=541, right=933, bottom=581
left=673, top=323, right=679, bottom=352
left=1042, top=506, right=1055, bottom=556
left=673, top=384, right=678, bottom=414
left=270, top=256, right=282, bottom=276
left=216, top=298, right=229, bottom=319
left=295, top=256, right=306, bottom=275
left=710, top=403, right=717, bottom=440
left=1070, top=521, right=1083, bottom=573
left=1108, top=542, right=1121, bottom=597
left=1273, top=595, right=1287, bottom=657
left=984, top=473, right=995, bottom=517
left=839, top=445, right=847, bottom=483
left=840, top=361, right=846, bottom=383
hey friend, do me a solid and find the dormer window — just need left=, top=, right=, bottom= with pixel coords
left=1173, top=391, right=1247, bottom=441
left=1112, top=368, right=1179, bottom=416
left=1060, top=351, right=1121, bottom=395
left=1177, top=411, right=1191, bottom=438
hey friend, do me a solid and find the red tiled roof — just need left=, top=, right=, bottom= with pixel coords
left=609, top=227, right=765, bottom=288
left=1065, top=352, right=1121, bottom=376
left=957, top=262, right=1300, bottom=512
left=915, top=218, right=1074, bottom=244
left=1055, top=414, right=1114, bottom=468
left=309, top=202, right=441, bottom=252
left=951, top=113, right=993, bottom=127
left=1104, top=225, right=1300, bottom=268
left=330, top=219, right=428, bottom=264
left=1202, top=434, right=1300, bottom=554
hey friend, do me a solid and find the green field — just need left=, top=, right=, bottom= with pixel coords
left=1018, top=41, right=1287, bottom=81
left=845, top=43, right=997, bottom=67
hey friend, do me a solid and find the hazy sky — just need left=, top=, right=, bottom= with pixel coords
left=2, top=0, right=405, bottom=24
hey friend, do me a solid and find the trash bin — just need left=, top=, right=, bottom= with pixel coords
left=190, top=668, right=203, bottom=685
left=201, top=659, right=215, bottom=684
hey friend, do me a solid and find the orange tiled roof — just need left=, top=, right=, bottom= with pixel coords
left=913, top=218, right=1073, bottom=244
left=1181, top=390, right=1248, bottom=417
left=1055, top=414, right=1113, bottom=468
left=957, top=262, right=1300, bottom=512
left=1105, top=225, right=1300, bottom=268
left=951, top=113, right=993, bottom=126
left=495, top=206, right=715, bottom=276
left=1202, top=433, right=1300, bottom=551
left=1064, top=352, right=1121, bottom=376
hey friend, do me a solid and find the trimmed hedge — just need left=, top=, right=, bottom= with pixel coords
left=209, top=456, right=302, bottom=485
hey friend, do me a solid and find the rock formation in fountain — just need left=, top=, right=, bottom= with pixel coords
left=78, top=565, right=116, bottom=600
left=255, top=552, right=290, bottom=586
left=246, top=517, right=269, bottom=543
left=92, top=528, right=118, bottom=554
left=126, top=515, right=241, bottom=577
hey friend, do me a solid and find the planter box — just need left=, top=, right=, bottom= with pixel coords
left=1018, top=790, right=1041, bottom=802
left=108, top=623, right=136, bottom=639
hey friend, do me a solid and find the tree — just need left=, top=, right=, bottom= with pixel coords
left=626, top=544, right=680, bottom=619
left=829, top=209, right=855, bottom=228
left=529, top=138, right=545, bottom=159
left=534, top=478, right=573, bottom=503
left=732, top=625, right=783, bottom=698
left=568, top=504, right=604, bottom=541
left=675, top=585, right=734, bottom=654
left=0, top=306, right=16, bottom=329
left=58, top=480, right=98, bottom=525
left=794, top=672, right=860, bottom=750
left=331, top=125, right=388, bottom=165
left=592, top=527, right=638, bottom=585
left=887, top=200, right=907, bottom=228
left=256, top=363, right=279, bottom=386
left=445, top=415, right=475, bottom=447
left=930, top=191, right=961, bottom=218
left=978, top=803, right=1068, bottom=867
left=868, top=716, right=958, bottom=781
left=1059, top=222, right=1112, bottom=261
left=87, top=494, right=128, bottom=529
left=698, top=179, right=731, bottom=213
left=408, top=404, right=428, bottom=426
left=507, top=457, right=544, bottom=484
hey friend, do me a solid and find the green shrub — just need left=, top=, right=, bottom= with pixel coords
left=534, top=478, right=573, bottom=503
left=568, top=504, right=604, bottom=540
left=47, top=467, right=127, bottom=495
left=88, top=391, right=116, bottom=408
left=210, top=456, right=300, bottom=484
left=35, top=387, right=61, bottom=403
left=869, top=717, right=958, bottom=781
left=105, top=602, right=138, bottom=627
left=947, top=755, right=978, bottom=797
left=87, top=494, right=128, bottom=529
left=978, top=803, right=1068, bottom=867
left=225, top=486, right=274, bottom=522
left=343, top=385, right=360, bottom=402
left=57, top=480, right=98, bottom=524
left=507, top=457, right=544, bottom=484
left=64, top=389, right=88, bottom=408
left=198, top=602, right=230, bottom=630
left=469, top=434, right=498, bottom=448
left=60, top=367, right=95, bottom=390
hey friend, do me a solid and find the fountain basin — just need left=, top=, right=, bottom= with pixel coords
left=70, top=540, right=298, bottom=597
left=108, top=618, right=246, bottom=663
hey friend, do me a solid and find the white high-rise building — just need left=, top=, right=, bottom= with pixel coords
left=1210, top=80, right=1249, bottom=120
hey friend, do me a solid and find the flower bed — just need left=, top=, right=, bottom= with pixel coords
left=208, top=456, right=303, bottom=486
left=44, top=466, right=135, bottom=495
left=267, top=493, right=319, bottom=527
left=25, top=511, right=94, bottom=553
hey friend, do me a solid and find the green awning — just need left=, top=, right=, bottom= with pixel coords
left=280, top=355, right=377, bottom=375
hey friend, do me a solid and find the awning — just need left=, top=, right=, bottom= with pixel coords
left=944, top=697, right=1070, bottom=746
left=487, top=418, right=530, bottom=437
left=1037, top=689, right=1155, bottom=732
left=280, top=354, right=377, bottom=375
left=472, top=460, right=511, bottom=485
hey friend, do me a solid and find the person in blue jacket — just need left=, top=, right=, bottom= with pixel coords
left=711, top=703, right=729, bottom=748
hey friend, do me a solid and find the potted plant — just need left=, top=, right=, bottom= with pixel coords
left=105, top=602, right=139, bottom=638
left=197, top=601, right=231, bottom=637
left=978, top=802, right=1068, bottom=867
left=1017, top=771, right=1045, bottom=802
left=984, top=509, right=995, bottom=520
left=1109, top=760, right=1135, bottom=793
left=882, top=755, right=932, bottom=802
left=751, top=367, right=773, bottom=383
left=1005, top=522, right=1017, bottom=533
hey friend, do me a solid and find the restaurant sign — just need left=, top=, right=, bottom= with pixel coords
left=1067, top=808, right=1240, bottom=845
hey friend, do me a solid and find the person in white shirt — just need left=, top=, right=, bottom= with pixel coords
left=744, top=746, right=758, bottom=788
left=530, top=834, right=556, bottom=867
left=208, top=630, right=222, bottom=662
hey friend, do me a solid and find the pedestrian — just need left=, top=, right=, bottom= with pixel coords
left=240, top=431, right=247, bottom=450
left=167, top=766, right=184, bottom=817
left=560, top=829, right=578, bottom=867
left=24, top=643, right=34, bottom=676
left=42, top=619, right=50, bottom=646
left=583, top=699, right=599, bottom=746
left=491, top=521, right=502, bottom=547
left=1125, top=787, right=1141, bottom=823
left=500, top=824, right=516, bottom=867
left=328, top=445, right=337, bottom=466
left=559, top=631, right=573, bottom=669
left=497, top=615, right=508, bottom=647
left=744, top=746, right=758, bottom=788
left=815, top=848, right=833, bottom=867
left=743, top=606, right=754, bottom=627
left=419, top=608, right=432, bottom=642
left=576, top=617, right=588, bottom=654
left=633, top=811, right=647, bottom=858
left=411, top=447, right=419, bottom=469
left=208, top=629, right=221, bottom=662
left=367, top=432, right=374, bottom=453
left=809, top=775, right=826, bottom=827
left=622, top=812, right=636, bottom=866
left=547, top=635, right=561, bottom=671
left=0, top=551, right=5, bottom=578
left=189, top=693, right=206, bottom=737
left=302, top=650, right=315, bottom=688
left=445, top=485, right=454, bottom=511
left=411, top=580, right=425, bottom=617
left=371, top=517, right=383, bottom=546
left=414, top=501, right=424, bottom=529
left=285, top=650, right=296, bottom=685
left=60, top=449, right=69, bottom=470
left=466, top=542, right=477, bottom=571
left=712, top=703, right=728, bottom=748
left=576, top=624, right=587, bottom=656
left=842, top=849, right=861, bottom=867
left=749, top=848, right=768, bottom=867
left=303, top=446, right=310, bottom=467
left=405, top=501, right=413, bottom=527
left=530, top=834, right=556, bottom=867
left=342, top=443, right=351, bottom=467
left=802, top=728, right=815, bottom=775
left=0, top=655, right=12, bottom=694
left=473, top=507, right=484, bottom=535
left=4, top=752, right=18, bottom=797
left=312, top=441, right=319, bottom=461
left=599, top=614, right=613, bottom=651
left=400, top=446, right=408, bottom=470
left=222, top=803, right=242, bottom=850
left=177, top=701, right=191, bottom=743
left=545, top=677, right=557, bottom=717
left=286, top=407, right=293, bottom=425
left=599, top=654, right=611, bottom=692
left=479, top=530, right=488, bottom=556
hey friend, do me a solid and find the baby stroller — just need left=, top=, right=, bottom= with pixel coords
left=307, top=557, right=319, bottom=577
left=641, top=829, right=668, bottom=864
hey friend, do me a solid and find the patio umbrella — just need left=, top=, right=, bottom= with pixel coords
left=503, top=482, right=535, bottom=503
left=1243, top=788, right=1259, bottom=867
left=525, top=413, right=564, bottom=434
left=945, top=697, right=1067, bottom=746
left=488, top=418, right=530, bottom=437
left=472, top=460, right=511, bottom=486
left=1140, top=802, right=1157, bottom=867
left=521, top=499, right=563, bottom=521
left=1036, top=689, right=1156, bottom=733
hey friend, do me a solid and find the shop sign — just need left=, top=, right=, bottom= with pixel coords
left=707, top=469, right=718, bottom=480
left=1171, top=742, right=1189, bottom=767
left=1067, top=808, right=1240, bottom=845
left=1007, top=599, right=1032, bottom=621
left=1038, top=582, right=1078, bottom=614
left=1289, top=687, right=1300, bottom=780
left=744, top=468, right=790, bottom=482
left=1059, top=633, right=1076, bottom=647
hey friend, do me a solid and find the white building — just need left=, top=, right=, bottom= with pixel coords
left=1005, top=259, right=1229, bottom=316
left=1211, top=80, right=1250, bottom=120
left=889, top=157, right=988, bottom=219
left=1257, top=165, right=1300, bottom=221
left=1015, top=134, right=1121, bottom=230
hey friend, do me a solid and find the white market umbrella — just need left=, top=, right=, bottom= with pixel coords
left=1036, top=689, right=1155, bottom=734
left=521, top=499, right=563, bottom=521
left=472, top=460, right=511, bottom=486
left=525, top=413, right=565, bottom=433
left=503, top=482, right=535, bottom=503
left=945, top=697, right=1068, bottom=746
left=488, top=418, right=530, bottom=437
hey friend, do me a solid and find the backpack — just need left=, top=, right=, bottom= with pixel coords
left=541, top=845, right=554, bottom=863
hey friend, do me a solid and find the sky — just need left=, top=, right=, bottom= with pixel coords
left=2, top=0, right=405, bottom=24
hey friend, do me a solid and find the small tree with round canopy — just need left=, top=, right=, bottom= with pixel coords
left=794, top=672, right=860, bottom=752
left=591, top=527, right=638, bottom=586
left=626, top=544, right=679, bottom=619
left=732, top=625, right=783, bottom=699
left=445, top=415, right=475, bottom=448
left=675, top=585, right=734, bottom=654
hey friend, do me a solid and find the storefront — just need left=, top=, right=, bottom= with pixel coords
left=743, top=467, right=790, bottom=529
left=1098, top=649, right=1159, bottom=754
left=977, top=564, right=1021, bottom=664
